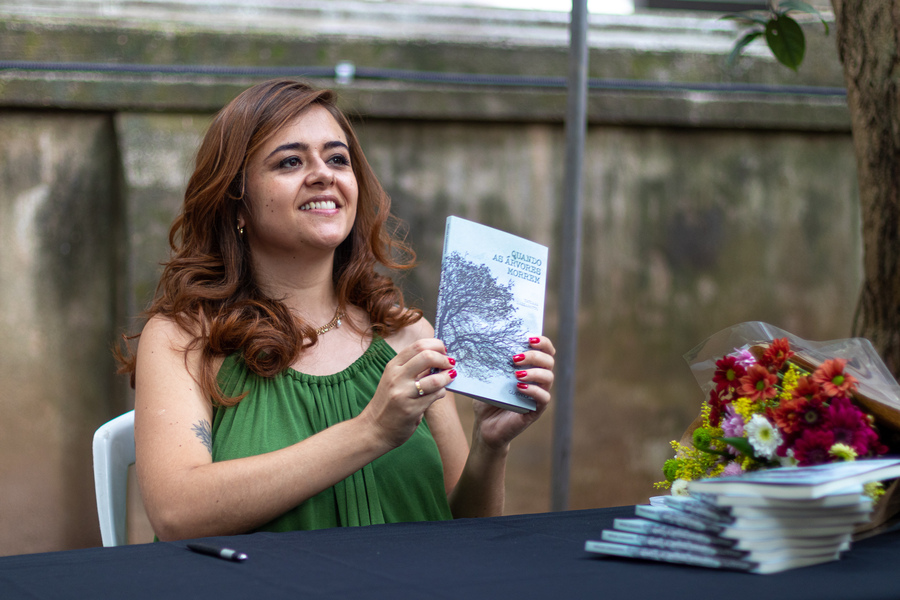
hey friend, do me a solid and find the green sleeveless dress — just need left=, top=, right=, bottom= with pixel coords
left=211, top=337, right=453, bottom=532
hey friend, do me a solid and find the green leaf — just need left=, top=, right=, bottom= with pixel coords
left=778, top=0, right=830, bottom=34
left=727, top=29, right=764, bottom=67
left=717, top=436, right=757, bottom=458
left=765, top=14, right=806, bottom=71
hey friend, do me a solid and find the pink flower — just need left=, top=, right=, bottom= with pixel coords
left=824, top=397, right=881, bottom=457
left=792, top=428, right=835, bottom=466
left=721, top=404, right=744, bottom=438
left=722, top=462, right=743, bottom=476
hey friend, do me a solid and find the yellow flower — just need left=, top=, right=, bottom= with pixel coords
left=733, top=397, right=761, bottom=422
left=864, top=481, right=885, bottom=504
left=829, top=443, right=858, bottom=461
left=779, top=364, right=801, bottom=402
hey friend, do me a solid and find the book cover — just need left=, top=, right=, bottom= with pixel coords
left=599, top=529, right=747, bottom=559
left=634, top=505, right=724, bottom=534
left=693, top=488, right=866, bottom=509
left=612, top=518, right=736, bottom=547
left=687, top=459, right=900, bottom=500
left=433, top=216, right=548, bottom=413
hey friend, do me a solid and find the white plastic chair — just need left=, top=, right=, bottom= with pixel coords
left=92, top=410, right=136, bottom=547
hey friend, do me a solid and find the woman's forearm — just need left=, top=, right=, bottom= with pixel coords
left=448, top=436, right=510, bottom=519
left=141, top=412, right=393, bottom=541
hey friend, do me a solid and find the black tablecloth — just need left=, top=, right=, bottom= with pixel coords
left=3, top=506, right=900, bottom=600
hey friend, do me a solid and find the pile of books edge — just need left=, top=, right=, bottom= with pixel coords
left=585, top=458, right=900, bottom=574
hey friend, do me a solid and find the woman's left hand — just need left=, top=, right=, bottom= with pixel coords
left=472, top=336, right=555, bottom=450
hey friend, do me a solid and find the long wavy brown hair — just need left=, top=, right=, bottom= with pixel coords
left=118, top=79, right=421, bottom=405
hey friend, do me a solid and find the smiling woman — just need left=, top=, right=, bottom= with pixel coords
left=240, top=105, right=359, bottom=271
left=115, top=79, right=556, bottom=541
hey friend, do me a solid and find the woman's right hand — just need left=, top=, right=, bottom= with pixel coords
left=361, top=337, right=457, bottom=448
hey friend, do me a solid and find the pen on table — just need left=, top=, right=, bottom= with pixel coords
left=186, top=542, right=249, bottom=562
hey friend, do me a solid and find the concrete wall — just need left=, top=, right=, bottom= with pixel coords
left=0, top=0, right=860, bottom=554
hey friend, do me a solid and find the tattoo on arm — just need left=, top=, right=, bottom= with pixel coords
left=191, top=419, right=212, bottom=455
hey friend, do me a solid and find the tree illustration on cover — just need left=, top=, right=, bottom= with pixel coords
left=437, top=252, right=526, bottom=382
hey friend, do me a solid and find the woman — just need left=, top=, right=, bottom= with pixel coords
left=120, top=79, right=555, bottom=541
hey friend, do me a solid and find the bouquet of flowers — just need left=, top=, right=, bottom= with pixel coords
left=659, top=322, right=900, bottom=515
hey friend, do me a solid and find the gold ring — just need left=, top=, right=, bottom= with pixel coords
left=414, top=380, right=424, bottom=397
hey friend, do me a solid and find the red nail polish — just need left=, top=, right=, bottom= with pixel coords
left=449, top=369, right=457, bottom=379
left=516, top=370, right=527, bottom=379
left=513, top=354, right=525, bottom=363
left=529, top=337, right=540, bottom=345
left=517, top=382, right=529, bottom=390
left=448, top=357, right=456, bottom=366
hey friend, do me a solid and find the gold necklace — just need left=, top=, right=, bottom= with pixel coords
left=315, top=310, right=344, bottom=335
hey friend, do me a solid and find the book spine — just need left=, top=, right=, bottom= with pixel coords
left=431, top=217, right=454, bottom=340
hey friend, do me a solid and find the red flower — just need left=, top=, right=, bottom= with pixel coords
left=739, top=364, right=779, bottom=402
left=713, top=355, right=746, bottom=394
left=707, top=389, right=723, bottom=427
left=792, top=428, right=835, bottom=466
left=768, top=398, right=806, bottom=433
left=790, top=376, right=823, bottom=403
left=760, top=338, right=794, bottom=371
left=811, top=359, right=858, bottom=398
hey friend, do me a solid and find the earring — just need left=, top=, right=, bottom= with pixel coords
left=237, top=224, right=245, bottom=237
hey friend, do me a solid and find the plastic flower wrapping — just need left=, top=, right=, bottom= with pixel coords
left=658, top=322, right=900, bottom=510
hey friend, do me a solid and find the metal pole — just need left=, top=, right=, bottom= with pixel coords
left=551, top=0, right=588, bottom=512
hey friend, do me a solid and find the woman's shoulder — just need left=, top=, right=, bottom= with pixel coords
left=382, top=311, right=434, bottom=354
left=140, top=314, right=197, bottom=350
left=138, top=314, right=228, bottom=378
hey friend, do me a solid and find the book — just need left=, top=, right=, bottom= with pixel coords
left=599, top=529, right=747, bottom=559
left=596, top=529, right=848, bottom=563
left=692, top=487, right=866, bottom=509
left=590, top=511, right=854, bottom=574
left=635, top=504, right=871, bottom=541
left=650, top=493, right=872, bottom=522
left=686, top=458, right=900, bottom=500
left=433, top=216, right=548, bottom=413
left=584, top=540, right=755, bottom=572
left=725, top=533, right=851, bottom=553
left=625, top=510, right=854, bottom=552
left=584, top=539, right=842, bottom=574
left=589, top=478, right=878, bottom=573
left=611, top=518, right=736, bottom=547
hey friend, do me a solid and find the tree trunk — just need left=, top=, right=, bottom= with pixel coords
left=832, top=0, right=900, bottom=377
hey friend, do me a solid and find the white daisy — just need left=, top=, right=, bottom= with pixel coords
left=671, top=478, right=690, bottom=497
left=744, top=414, right=782, bottom=460
left=777, top=448, right=799, bottom=467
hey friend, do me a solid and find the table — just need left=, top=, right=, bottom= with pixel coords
left=2, top=506, right=900, bottom=600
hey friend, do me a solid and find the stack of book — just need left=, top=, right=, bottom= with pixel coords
left=585, top=458, right=900, bottom=574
